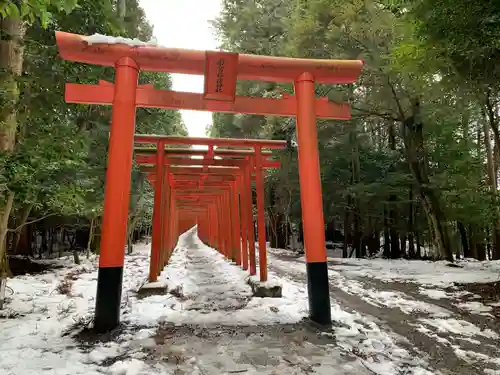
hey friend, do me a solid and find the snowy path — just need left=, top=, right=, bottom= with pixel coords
left=128, top=229, right=377, bottom=374
left=269, top=249, right=500, bottom=375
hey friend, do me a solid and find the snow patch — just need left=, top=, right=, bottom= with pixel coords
left=83, top=33, right=158, bottom=47
left=248, top=275, right=282, bottom=288
left=418, top=288, right=449, bottom=300
left=327, top=258, right=500, bottom=287
left=139, top=280, right=167, bottom=290
left=455, top=301, right=493, bottom=315
left=419, top=318, right=499, bottom=339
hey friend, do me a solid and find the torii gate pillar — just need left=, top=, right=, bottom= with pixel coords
left=94, top=57, right=138, bottom=333
left=295, top=72, right=331, bottom=324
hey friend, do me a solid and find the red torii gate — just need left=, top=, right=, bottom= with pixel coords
left=55, top=31, right=362, bottom=332
left=135, top=135, right=285, bottom=284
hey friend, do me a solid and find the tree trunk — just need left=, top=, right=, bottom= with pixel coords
left=59, top=229, right=66, bottom=257
left=0, top=191, right=14, bottom=309
left=49, top=227, right=55, bottom=255
left=15, top=225, right=32, bottom=256
left=342, top=207, right=350, bottom=258
left=0, top=16, right=25, bottom=302
left=368, top=231, right=380, bottom=256
left=383, top=206, right=390, bottom=258
left=298, top=220, right=304, bottom=245
left=415, top=228, right=422, bottom=259
left=267, top=186, right=279, bottom=248
left=117, top=0, right=126, bottom=20
left=87, top=217, right=95, bottom=258
left=468, top=225, right=479, bottom=260
left=350, top=130, right=363, bottom=258
left=457, top=221, right=470, bottom=258
left=400, top=234, right=407, bottom=257
left=127, top=232, right=133, bottom=255
left=390, top=223, right=400, bottom=258
left=73, top=250, right=80, bottom=265
left=13, top=204, right=33, bottom=253
left=268, top=218, right=277, bottom=248
left=0, top=15, right=25, bottom=151
left=42, top=229, right=49, bottom=256
left=387, top=123, right=401, bottom=259
left=408, top=186, right=416, bottom=258
left=0, top=191, right=14, bottom=271
left=473, top=227, right=487, bottom=261
left=481, top=111, right=500, bottom=259
left=353, top=211, right=362, bottom=258
left=401, top=100, right=453, bottom=261
left=274, top=214, right=288, bottom=249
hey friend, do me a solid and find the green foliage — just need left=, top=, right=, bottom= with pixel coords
left=1, top=0, right=186, bottom=250
left=406, top=0, right=500, bottom=86
left=210, top=0, right=500, bottom=258
left=0, top=0, right=79, bottom=27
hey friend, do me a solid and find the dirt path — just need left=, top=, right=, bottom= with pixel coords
left=269, top=253, right=500, bottom=375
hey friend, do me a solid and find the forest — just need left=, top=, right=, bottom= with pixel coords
left=1, top=0, right=500, bottom=276
left=0, top=0, right=187, bottom=275
left=211, top=0, right=500, bottom=262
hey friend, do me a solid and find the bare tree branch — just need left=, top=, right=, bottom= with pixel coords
left=8, top=213, right=58, bottom=233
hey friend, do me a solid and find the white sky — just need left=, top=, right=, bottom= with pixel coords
left=138, top=0, right=223, bottom=138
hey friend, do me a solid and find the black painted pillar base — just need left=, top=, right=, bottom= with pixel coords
left=306, top=262, right=332, bottom=325
left=94, top=266, right=124, bottom=333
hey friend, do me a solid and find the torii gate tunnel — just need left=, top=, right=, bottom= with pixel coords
left=55, top=32, right=363, bottom=332
left=134, top=136, right=285, bottom=285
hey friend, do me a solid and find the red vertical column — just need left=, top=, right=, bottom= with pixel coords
left=207, top=205, right=212, bottom=246
left=254, top=146, right=268, bottom=282
left=231, top=181, right=242, bottom=265
left=160, top=170, right=170, bottom=268
left=209, top=203, right=215, bottom=247
left=216, top=196, right=222, bottom=253
left=219, top=194, right=226, bottom=256
left=224, top=191, right=231, bottom=259
left=226, top=189, right=234, bottom=260
left=245, top=165, right=257, bottom=275
left=95, top=57, right=138, bottom=333
left=238, top=174, right=249, bottom=270
left=173, top=204, right=179, bottom=248
left=168, top=191, right=176, bottom=259
left=295, top=72, right=331, bottom=325
left=149, top=141, right=165, bottom=282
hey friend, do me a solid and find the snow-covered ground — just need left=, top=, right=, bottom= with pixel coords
left=327, top=257, right=500, bottom=287
left=2, top=229, right=500, bottom=374
left=269, top=247, right=500, bottom=374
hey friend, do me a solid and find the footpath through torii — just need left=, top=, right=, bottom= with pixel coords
left=55, top=32, right=363, bottom=333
